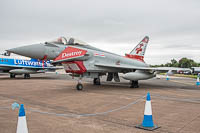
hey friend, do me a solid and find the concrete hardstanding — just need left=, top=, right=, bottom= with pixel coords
left=0, top=74, right=200, bottom=133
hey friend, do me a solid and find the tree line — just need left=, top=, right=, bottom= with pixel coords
left=152, top=58, right=200, bottom=68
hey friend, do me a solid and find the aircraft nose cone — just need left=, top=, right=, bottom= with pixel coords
left=7, top=44, right=46, bottom=59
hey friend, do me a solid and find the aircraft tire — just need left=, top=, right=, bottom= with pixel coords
left=76, top=83, right=83, bottom=90
left=24, top=74, right=30, bottom=79
left=10, top=74, right=15, bottom=78
left=27, top=74, right=30, bottom=79
left=93, top=78, right=101, bottom=85
left=130, top=80, right=139, bottom=88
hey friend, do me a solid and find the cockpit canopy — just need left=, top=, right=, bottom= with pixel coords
left=49, top=37, right=88, bottom=45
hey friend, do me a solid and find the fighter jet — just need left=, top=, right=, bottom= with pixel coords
left=0, top=55, right=58, bottom=78
left=7, top=36, right=178, bottom=90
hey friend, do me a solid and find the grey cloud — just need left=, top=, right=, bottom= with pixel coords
left=0, top=0, right=200, bottom=64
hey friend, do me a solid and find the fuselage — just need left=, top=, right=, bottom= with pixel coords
left=0, top=56, right=53, bottom=74
left=7, top=42, right=150, bottom=75
left=61, top=45, right=149, bottom=74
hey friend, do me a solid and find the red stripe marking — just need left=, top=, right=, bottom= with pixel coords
left=125, top=54, right=144, bottom=62
left=62, top=61, right=87, bottom=74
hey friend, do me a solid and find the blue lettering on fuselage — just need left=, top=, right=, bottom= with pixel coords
left=14, top=59, right=41, bottom=66
left=0, top=58, right=51, bottom=68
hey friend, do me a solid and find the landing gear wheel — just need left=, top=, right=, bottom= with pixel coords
left=93, top=78, right=101, bottom=85
left=76, top=83, right=83, bottom=90
left=24, top=74, right=30, bottom=79
left=130, top=80, right=139, bottom=88
left=10, top=74, right=16, bottom=78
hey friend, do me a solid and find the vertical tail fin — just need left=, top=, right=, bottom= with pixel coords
left=125, top=36, right=149, bottom=62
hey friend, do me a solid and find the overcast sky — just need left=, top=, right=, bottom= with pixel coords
left=0, top=0, right=200, bottom=64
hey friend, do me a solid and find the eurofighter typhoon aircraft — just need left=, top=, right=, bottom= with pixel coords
left=0, top=55, right=57, bottom=78
left=7, top=36, right=176, bottom=90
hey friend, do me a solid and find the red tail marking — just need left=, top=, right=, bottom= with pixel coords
left=125, top=54, right=144, bottom=62
left=136, top=44, right=144, bottom=54
left=142, top=38, right=148, bottom=43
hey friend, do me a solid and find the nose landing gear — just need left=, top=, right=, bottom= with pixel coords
left=76, top=76, right=83, bottom=90
left=76, top=83, right=83, bottom=90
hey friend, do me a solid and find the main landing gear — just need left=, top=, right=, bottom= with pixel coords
left=130, top=80, right=139, bottom=88
left=93, top=78, right=101, bottom=85
left=24, top=74, right=30, bottom=79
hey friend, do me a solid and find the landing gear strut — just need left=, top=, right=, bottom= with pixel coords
left=10, top=74, right=16, bottom=78
left=76, top=77, right=83, bottom=91
left=24, top=74, right=30, bottom=79
left=93, top=78, right=101, bottom=85
left=130, top=80, right=139, bottom=88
